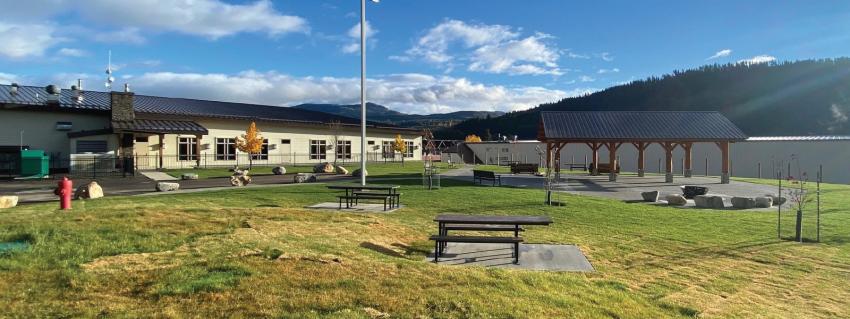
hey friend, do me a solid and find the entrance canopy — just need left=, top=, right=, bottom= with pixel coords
left=537, top=111, right=747, bottom=184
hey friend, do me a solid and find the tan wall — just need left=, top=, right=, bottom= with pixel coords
left=0, top=109, right=111, bottom=156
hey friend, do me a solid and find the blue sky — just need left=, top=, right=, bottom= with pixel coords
left=1, top=0, right=848, bottom=114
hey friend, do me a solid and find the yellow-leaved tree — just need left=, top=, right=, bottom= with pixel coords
left=465, top=134, right=482, bottom=142
left=392, top=134, right=407, bottom=165
left=236, top=121, right=264, bottom=169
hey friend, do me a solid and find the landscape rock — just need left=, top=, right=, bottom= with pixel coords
left=294, top=173, right=309, bottom=183
left=694, top=195, right=711, bottom=208
left=681, top=185, right=709, bottom=199
left=335, top=166, right=349, bottom=175
left=640, top=191, right=660, bottom=202
left=666, top=194, right=687, bottom=206
left=74, top=181, right=104, bottom=199
left=156, top=182, right=180, bottom=192
left=731, top=197, right=756, bottom=209
left=0, top=196, right=19, bottom=209
left=313, top=162, right=334, bottom=173
left=272, top=166, right=286, bottom=175
left=709, top=196, right=726, bottom=209
left=230, top=174, right=252, bottom=186
left=755, top=196, right=774, bottom=208
left=307, top=174, right=318, bottom=183
left=181, top=173, right=198, bottom=180
left=351, top=168, right=368, bottom=177
left=766, top=194, right=787, bottom=206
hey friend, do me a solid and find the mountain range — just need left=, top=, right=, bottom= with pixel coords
left=292, top=103, right=504, bottom=129
left=438, top=58, right=850, bottom=139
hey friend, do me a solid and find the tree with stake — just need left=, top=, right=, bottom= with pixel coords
left=236, top=122, right=264, bottom=170
left=392, top=134, right=407, bottom=166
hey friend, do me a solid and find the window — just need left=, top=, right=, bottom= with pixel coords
left=310, top=140, right=327, bottom=160
left=336, top=140, right=352, bottom=159
left=280, top=139, right=291, bottom=144
left=405, top=141, right=415, bottom=158
left=382, top=141, right=394, bottom=158
left=251, top=139, right=269, bottom=160
left=216, top=138, right=236, bottom=160
left=178, top=137, right=198, bottom=161
left=367, top=140, right=375, bottom=145
left=76, top=140, right=107, bottom=153
left=135, top=136, right=149, bottom=143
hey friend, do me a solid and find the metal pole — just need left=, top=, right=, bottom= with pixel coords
left=359, top=0, right=367, bottom=186
left=817, top=164, right=822, bottom=242
left=778, top=171, right=782, bottom=239
left=758, top=162, right=761, bottom=179
left=705, top=157, right=708, bottom=176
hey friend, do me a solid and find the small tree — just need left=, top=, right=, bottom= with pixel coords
left=328, top=120, right=343, bottom=165
left=392, top=134, right=407, bottom=165
left=465, top=134, right=482, bottom=142
left=236, top=121, right=264, bottom=169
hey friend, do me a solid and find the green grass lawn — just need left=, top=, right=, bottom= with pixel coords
left=164, top=161, right=451, bottom=179
left=1, top=177, right=848, bottom=317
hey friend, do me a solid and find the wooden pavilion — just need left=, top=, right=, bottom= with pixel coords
left=537, top=111, right=748, bottom=184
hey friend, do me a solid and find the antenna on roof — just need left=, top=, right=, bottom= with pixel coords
left=105, top=50, right=115, bottom=90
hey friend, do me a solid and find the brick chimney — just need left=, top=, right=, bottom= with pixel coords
left=110, top=90, right=135, bottom=121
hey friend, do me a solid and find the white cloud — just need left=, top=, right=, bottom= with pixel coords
left=707, top=49, right=732, bottom=60
left=113, top=70, right=572, bottom=113
left=600, top=52, right=614, bottom=61
left=578, top=75, right=595, bottom=82
left=597, top=68, right=620, bottom=74
left=57, top=48, right=88, bottom=57
left=0, top=23, right=59, bottom=58
left=341, top=21, right=377, bottom=54
left=5, top=0, right=308, bottom=40
left=0, top=73, right=19, bottom=84
left=738, top=55, right=776, bottom=65
left=400, top=19, right=562, bottom=76
left=93, top=28, right=146, bottom=44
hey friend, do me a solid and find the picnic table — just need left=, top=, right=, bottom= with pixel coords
left=431, top=214, right=553, bottom=264
left=327, top=184, right=401, bottom=210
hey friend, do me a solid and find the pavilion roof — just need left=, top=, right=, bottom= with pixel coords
left=539, top=111, right=747, bottom=142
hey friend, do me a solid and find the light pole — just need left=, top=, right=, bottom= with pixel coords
left=360, top=0, right=379, bottom=186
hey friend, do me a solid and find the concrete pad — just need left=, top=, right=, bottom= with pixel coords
left=305, top=202, right=401, bottom=213
left=139, top=171, right=178, bottom=181
left=427, top=243, right=594, bottom=272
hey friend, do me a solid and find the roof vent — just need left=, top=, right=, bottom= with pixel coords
left=72, top=79, right=84, bottom=103
left=123, top=83, right=130, bottom=93
left=9, top=83, right=18, bottom=96
left=45, top=84, right=61, bottom=103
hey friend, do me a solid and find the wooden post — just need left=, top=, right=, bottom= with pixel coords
left=586, top=142, right=601, bottom=176
left=717, top=141, right=730, bottom=184
left=158, top=133, right=165, bottom=169
left=555, top=142, right=567, bottom=176
left=195, top=135, right=203, bottom=168
left=682, top=142, right=693, bottom=177
left=605, top=142, right=621, bottom=181
left=545, top=142, right=553, bottom=174
left=662, top=142, right=675, bottom=183
left=632, top=142, right=647, bottom=177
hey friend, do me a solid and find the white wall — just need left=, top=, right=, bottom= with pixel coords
left=466, top=140, right=850, bottom=184
left=0, top=109, right=111, bottom=157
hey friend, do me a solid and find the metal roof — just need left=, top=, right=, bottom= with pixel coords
left=111, top=119, right=208, bottom=135
left=0, top=84, right=413, bottom=131
left=540, top=111, right=748, bottom=141
left=746, top=136, right=850, bottom=142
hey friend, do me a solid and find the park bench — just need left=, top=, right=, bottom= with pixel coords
left=354, top=190, right=401, bottom=208
left=429, top=235, right=523, bottom=264
left=473, top=170, right=501, bottom=186
left=588, top=163, right=621, bottom=174
left=328, top=184, right=401, bottom=211
left=338, top=193, right=392, bottom=211
left=510, top=163, right=538, bottom=174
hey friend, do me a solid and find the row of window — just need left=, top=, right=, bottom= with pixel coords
left=176, top=137, right=414, bottom=160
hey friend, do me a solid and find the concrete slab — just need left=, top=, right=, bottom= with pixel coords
left=139, top=171, right=178, bottom=181
left=427, top=243, right=594, bottom=272
left=305, top=202, right=401, bottom=213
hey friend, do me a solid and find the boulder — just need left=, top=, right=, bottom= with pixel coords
left=272, top=166, right=286, bottom=175
left=755, top=196, right=774, bottom=208
left=666, top=194, right=687, bottom=206
left=681, top=185, right=709, bottom=199
left=0, top=196, right=19, bottom=209
left=156, top=182, right=180, bottom=192
left=307, top=175, right=318, bottom=183
left=351, top=168, right=368, bottom=177
left=181, top=173, right=198, bottom=180
left=709, top=196, right=726, bottom=209
left=335, top=166, right=349, bottom=175
left=230, top=174, right=252, bottom=186
left=731, top=197, right=756, bottom=209
left=313, top=162, right=334, bottom=173
left=640, top=191, right=660, bottom=202
left=294, top=173, right=308, bottom=183
left=766, top=194, right=787, bottom=206
left=74, top=181, right=104, bottom=199
left=694, top=195, right=712, bottom=208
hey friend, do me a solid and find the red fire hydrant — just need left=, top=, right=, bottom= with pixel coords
left=54, top=176, right=73, bottom=210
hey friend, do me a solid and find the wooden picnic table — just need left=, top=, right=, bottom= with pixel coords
left=327, top=184, right=401, bottom=210
left=431, top=214, right=553, bottom=264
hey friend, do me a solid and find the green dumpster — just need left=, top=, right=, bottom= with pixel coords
left=20, top=150, right=49, bottom=178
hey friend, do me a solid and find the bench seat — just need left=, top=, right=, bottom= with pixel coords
left=443, top=224, right=524, bottom=232
left=337, top=194, right=392, bottom=211
left=430, top=235, right=523, bottom=264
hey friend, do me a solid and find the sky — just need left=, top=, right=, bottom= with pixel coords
left=1, top=0, right=849, bottom=114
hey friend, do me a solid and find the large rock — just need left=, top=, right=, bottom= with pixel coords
left=335, top=166, right=349, bottom=175
left=666, top=194, right=687, bottom=206
left=708, top=196, right=726, bottom=209
left=681, top=185, right=709, bottom=199
left=641, top=191, right=660, bottom=202
left=0, top=196, right=19, bottom=209
left=230, top=174, right=252, bottom=186
left=313, top=162, right=334, bottom=173
left=294, top=173, right=308, bottom=183
left=731, top=197, right=756, bottom=209
left=156, top=182, right=180, bottom=192
left=755, top=196, right=774, bottom=208
left=74, top=181, right=104, bottom=199
left=694, top=195, right=712, bottom=208
left=766, top=194, right=787, bottom=206
left=351, top=168, right=368, bottom=177
left=272, top=166, right=286, bottom=175
left=181, top=173, right=198, bottom=180
left=307, top=174, right=318, bottom=183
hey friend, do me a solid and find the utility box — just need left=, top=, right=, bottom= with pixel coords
left=20, top=150, right=49, bottom=178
